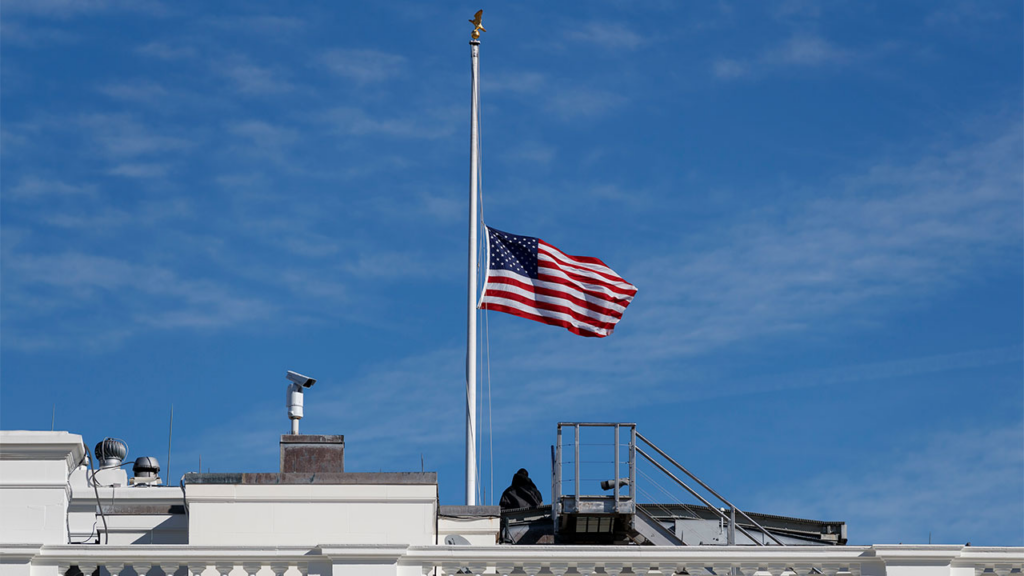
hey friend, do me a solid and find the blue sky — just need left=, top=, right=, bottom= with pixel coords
left=2, top=1, right=1021, bottom=546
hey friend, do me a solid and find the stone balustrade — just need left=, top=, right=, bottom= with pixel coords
left=1, top=544, right=1019, bottom=576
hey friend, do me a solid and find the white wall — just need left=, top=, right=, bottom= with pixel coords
left=185, top=484, right=438, bottom=546
left=0, top=431, right=84, bottom=545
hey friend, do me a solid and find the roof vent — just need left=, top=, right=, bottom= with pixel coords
left=130, top=456, right=163, bottom=486
left=94, top=438, right=127, bottom=468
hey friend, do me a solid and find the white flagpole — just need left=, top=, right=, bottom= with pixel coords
left=466, top=33, right=481, bottom=506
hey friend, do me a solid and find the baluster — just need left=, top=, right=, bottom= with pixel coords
left=79, top=564, right=98, bottom=576
left=576, top=563, right=596, bottom=576
left=214, top=563, right=234, bottom=576
left=134, top=563, right=153, bottom=576
left=496, top=563, right=516, bottom=576
left=522, top=563, right=543, bottom=576
left=158, top=564, right=180, bottom=576
left=268, top=563, right=288, bottom=576
left=604, top=563, right=624, bottom=576
left=548, top=564, right=569, bottom=576
left=187, top=564, right=208, bottom=576
left=630, top=564, right=653, bottom=576
left=106, top=563, right=125, bottom=576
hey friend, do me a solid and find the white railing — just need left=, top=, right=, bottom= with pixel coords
left=2, top=544, right=1021, bottom=576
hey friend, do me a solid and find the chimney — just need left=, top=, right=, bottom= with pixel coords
left=279, top=434, right=345, bottom=474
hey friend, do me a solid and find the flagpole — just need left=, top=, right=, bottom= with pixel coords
left=466, top=33, right=481, bottom=506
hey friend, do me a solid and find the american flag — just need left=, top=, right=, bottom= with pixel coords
left=479, top=226, right=637, bottom=338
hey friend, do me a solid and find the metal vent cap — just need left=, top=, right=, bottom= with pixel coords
left=133, top=456, right=161, bottom=478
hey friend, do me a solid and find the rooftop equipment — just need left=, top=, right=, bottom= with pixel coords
left=285, top=370, right=316, bottom=435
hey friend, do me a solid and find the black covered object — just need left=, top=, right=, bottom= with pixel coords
left=500, top=468, right=543, bottom=510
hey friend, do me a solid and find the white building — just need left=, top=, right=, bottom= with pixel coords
left=1, top=429, right=1021, bottom=576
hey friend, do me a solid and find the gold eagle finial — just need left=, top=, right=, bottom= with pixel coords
left=469, top=10, right=486, bottom=40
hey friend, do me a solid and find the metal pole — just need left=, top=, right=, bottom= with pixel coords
left=636, top=446, right=765, bottom=546
left=465, top=38, right=481, bottom=506
left=613, top=424, right=620, bottom=505
left=636, top=432, right=785, bottom=545
left=629, top=425, right=636, bottom=500
left=554, top=425, right=562, bottom=538
left=574, top=423, right=580, bottom=511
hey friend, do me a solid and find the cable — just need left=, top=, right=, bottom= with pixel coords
left=85, top=448, right=109, bottom=544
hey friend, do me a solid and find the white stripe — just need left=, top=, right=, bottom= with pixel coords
left=539, top=242, right=626, bottom=278
left=536, top=263, right=637, bottom=300
left=538, top=252, right=636, bottom=290
left=484, top=269, right=629, bottom=312
left=481, top=281, right=622, bottom=323
left=480, top=295, right=610, bottom=336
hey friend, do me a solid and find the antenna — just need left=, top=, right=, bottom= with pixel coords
left=166, top=405, right=174, bottom=485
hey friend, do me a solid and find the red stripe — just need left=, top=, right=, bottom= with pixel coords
left=536, top=267, right=637, bottom=300
left=479, top=302, right=608, bottom=338
left=538, top=239, right=609, bottom=266
left=481, top=289, right=619, bottom=331
left=539, top=261, right=637, bottom=297
left=485, top=276, right=624, bottom=318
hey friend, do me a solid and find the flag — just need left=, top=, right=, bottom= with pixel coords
left=479, top=226, right=637, bottom=338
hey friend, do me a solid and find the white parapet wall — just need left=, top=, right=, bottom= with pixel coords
left=184, top=482, right=439, bottom=546
left=0, top=543, right=1020, bottom=576
left=0, top=432, right=85, bottom=546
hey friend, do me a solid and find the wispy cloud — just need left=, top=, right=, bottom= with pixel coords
left=714, top=33, right=852, bottom=79
left=215, top=57, right=293, bottom=94
left=545, top=87, right=627, bottom=119
left=1, top=0, right=165, bottom=18
left=566, top=22, right=646, bottom=50
left=97, top=80, right=168, bottom=104
left=80, top=113, right=192, bottom=157
left=754, top=423, right=1024, bottom=545
left=484, top=71, right=547, bottom=94
left=320, top=49, right=406, bottom=84
left=0, top=21, right=78, bottom=46
left=6, top=176, right=95, bottom=200
left=322, top=106, right=456, bottom=139
left=137, top=41, right=197, bottom=60
left=626, top=123, right=1022, bottom=357
left=107, top=162, right=169, bottom=178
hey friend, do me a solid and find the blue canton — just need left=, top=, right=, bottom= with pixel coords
left=487, top=227, right=539, bottom=279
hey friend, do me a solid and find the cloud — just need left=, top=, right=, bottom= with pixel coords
left=626, top=123, right=1022, bottom=357
left=484, top=72, right=547, bottom=94
left=713, top=33, right=852, bottom=80
left=3, top=251, right=273, bottom=341
left=754, top=423, right=1024, bottom=545
left=6, top=176, right=95, bottom=200
left=203, top=15, right=306, bottom=36
left=320, top=49, right=406, bottom=84
left=566, top=22, right=646, bottom=50
left=215, top=57, right=293, bottom=94
left=713, top=58, right=749, bottom=79
left=323, top=106, right=456, bottom=139
left=502, top=142, right=557, bottom=165
left=0, top=21, right=78, bottom=46
left=545, top=88, right=627, bottom=119
left=1, top=0, right=164, bottom=18
left=227, top=120, right=298, bottom=159
left=768, top=34, right=850, bottom=66
left=97, top=81, right=168, bottom=104
left=107, top=162, right=169, bottom=178
left=137, top=41, right=197, bottom=60
left=79, top=113, right=192, bottom=157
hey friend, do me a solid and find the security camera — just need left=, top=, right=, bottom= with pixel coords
left=286, top=370, right=316, bottom=388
